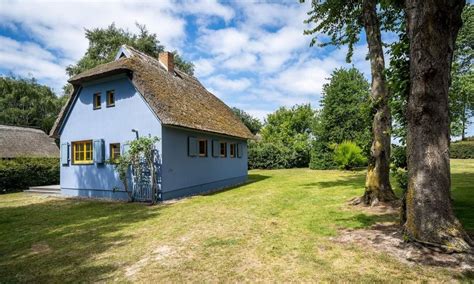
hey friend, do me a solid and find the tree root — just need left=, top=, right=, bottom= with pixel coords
left=402, top=226, right=473, bottom=254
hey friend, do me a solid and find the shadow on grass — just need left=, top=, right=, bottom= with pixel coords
left=301, top=174, right=365, bottom=189
left=204, top=174, right=270, bottom=196
left=0, top=198, right=162, bottom=282
left=455, top=270, right=474, bottom=281
left=335, top=213, right=398, bottom=230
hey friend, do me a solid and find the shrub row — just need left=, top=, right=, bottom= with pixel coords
left=248, top=141, right=310, bottom=169
left=0, top=157, right=59, bottom=193
left=450, top=140, right=474, bottom=159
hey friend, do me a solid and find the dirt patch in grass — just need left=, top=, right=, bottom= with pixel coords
left=125, top=245, right=178, bottom=279
left=30, top=242, right=51, bottom=255
left=334, top=203, right=474, bottom=273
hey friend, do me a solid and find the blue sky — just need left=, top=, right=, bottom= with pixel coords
left=0, top=0, right=472, bottom=137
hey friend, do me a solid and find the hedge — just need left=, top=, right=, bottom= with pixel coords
left=450, top=140, right=474, bottom=159
left=0, top=157, right=59, bottom=193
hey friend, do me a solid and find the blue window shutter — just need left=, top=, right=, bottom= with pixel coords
left=237, top=144, right=243, bottom=158
left=61, top=142, right=69, bottom=166
left=93, top=139, right=105, bottom=164
left=212, top=140, right=220, bottom=157
left=188, top=137, right=198, bottom=157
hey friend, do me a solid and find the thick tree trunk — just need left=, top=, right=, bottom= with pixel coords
left=405, top=0, right=471, bottom=252
left=361, top=0, right=397, bottom=205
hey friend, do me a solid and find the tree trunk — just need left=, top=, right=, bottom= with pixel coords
left=404, top=0, right=471, bottom=251
left=361, top=0, right=397, bottom=205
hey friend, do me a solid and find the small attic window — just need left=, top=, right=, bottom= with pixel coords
left=93, top=93, right=101, bottom=110
left=106, top=90, right=115, bottom=107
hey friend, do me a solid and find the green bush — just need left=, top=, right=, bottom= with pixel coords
left=309, top=143, right=336, bottom=169
left=0, top=157, right=59, bottom=193
left=450, top=140, right=474, bottom=159
left=390, top=144, right=408, bottom=191
left=332, top=141, right=367, bottom=170
left=248, top=141, right=291, bottom=169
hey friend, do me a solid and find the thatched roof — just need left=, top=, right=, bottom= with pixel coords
left=0, top=125, right=59, bottom=158
left=51, top=45, right=253, bottom=139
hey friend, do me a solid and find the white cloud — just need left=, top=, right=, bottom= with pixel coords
left=0, top=0, right=374, bottom=120
left=0, top=36, right=67, bottom=90
left=206, top=75, right=252, bottom=92
left=179, top=0, right=235, bottom=22
left=194, top=58, right=215, bottom=77
left=198, top=28, right=249, bottom=58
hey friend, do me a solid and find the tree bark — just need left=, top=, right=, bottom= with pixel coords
left=361, top=0, right=397, bottom=205
left=405, top=0, right=471, bottom=251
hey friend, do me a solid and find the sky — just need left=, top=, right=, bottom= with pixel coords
left=0, top=0, right=472, bottom=137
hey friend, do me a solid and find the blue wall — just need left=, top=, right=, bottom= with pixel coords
left=60, top=75, right=162, bottom=200
left=161, top=127, right=248, bottom=199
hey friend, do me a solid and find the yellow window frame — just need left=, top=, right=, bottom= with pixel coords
left=72, top=140, right=93, bottom=164
left=106, top=90, right=115, bottom=107
left=110, top=143, right=121, bottom=161
left=93, top=93, right=101, bottom=109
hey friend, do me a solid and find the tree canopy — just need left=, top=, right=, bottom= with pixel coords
left=0, top=76, right=67, bottom=133
left=450, top=3, right=473, bottom=139
left=249, top=104, right=317, bottom=169
left=310, top=67, right=371, bottom=169
left=66, top=23, right=194, bottom=78
left=231, top=107, right=262, bottom=135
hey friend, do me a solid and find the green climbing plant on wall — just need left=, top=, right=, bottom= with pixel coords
left=111, top=136, right=160, bottom=204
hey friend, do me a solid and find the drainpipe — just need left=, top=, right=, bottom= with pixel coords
left=131, top=129, right=139, bottom=140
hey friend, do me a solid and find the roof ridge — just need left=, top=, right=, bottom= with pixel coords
left=123, top=45, right=194, bottom=79
left=0, top=124, right=46, bottom=134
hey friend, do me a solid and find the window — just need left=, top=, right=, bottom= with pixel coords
left=110, top=143, right=121, bottom=161
left=220, top=142, right=227, bottom=157
left=198, top=139, right=207, bottom=157
left=72, top=140, right=93, bottom=164
left=93, top=93, right=101, bottom=109
left=106, top=90, right=115, bottom=107
left=230, top=143, right=237, bottom=158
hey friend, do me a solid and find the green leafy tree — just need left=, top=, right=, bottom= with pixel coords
left=258, top=104, right=317, bottom=168
left=67, top=23, right=194, bottom=78
left=304, top=0, right=400, bottom=204
left=231, top=107, right=262, bottom=134
left=450, top=4, right=474, bottom=140
left=0, top=76, right=66, bottom=133
left=310, top=67, right=372, bottom=169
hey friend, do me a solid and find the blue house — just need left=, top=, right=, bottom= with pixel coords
left=50, top=45, right=253, bottom=201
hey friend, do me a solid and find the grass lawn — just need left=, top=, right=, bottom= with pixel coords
left=0, top=160, right=473, bottom=282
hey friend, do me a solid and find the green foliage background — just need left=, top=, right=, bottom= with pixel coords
left=249, top=104, right=316, bottom=169
left=0, top=158, right=59, bottom=193
left=0, top=76, right=66, bottom=133
left=310, top=68, right=372, bottom=169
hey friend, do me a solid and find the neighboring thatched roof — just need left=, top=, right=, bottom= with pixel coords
left=0, top=125, right=59, bottom=158
left=51, top=45, right=253, bottom=139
